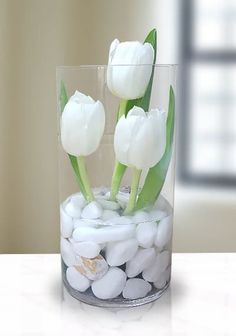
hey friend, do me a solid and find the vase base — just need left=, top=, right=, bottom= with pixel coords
left=62, top=270, right=170, bottom=308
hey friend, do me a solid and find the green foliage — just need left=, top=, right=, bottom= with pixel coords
left=136, top=86, right=175, bottom=209
left=111, top=29, right=157, bottom=198
left=59, top=81, right=86, bottom=197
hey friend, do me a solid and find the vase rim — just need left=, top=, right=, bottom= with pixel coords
left=56, top=64, right=178, bottom=69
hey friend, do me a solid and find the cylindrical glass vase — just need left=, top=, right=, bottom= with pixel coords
left=56, top=65, right=177, bottom=307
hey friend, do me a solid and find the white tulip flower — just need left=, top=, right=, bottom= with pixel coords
left=107, top=39, right=154, bottom=100
left=114, top=106, right=166, bottom=171
left=61, top=90, right=105, bottom=157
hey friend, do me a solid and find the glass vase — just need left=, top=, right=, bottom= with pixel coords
left=56, top=65, right=177, bottom=307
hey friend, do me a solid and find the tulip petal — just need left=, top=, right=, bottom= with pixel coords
left=71, top=91, right=94, bottom=104
left=136, top=86, right=175, bottom=209
left=107, top=40, right=154, bottom=100
left=59, top=81, right=86, bottom=197
left=127, top=106, right=146, bottom=117
left=110, top=29, right=157, bottom=199
left=61, top=98, right=105, bottom=157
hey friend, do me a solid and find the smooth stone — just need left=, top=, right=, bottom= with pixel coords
left=106, top=238, right=138, bottom=266
left=66, top=266, right=91, bottom=292
left=159, top=250, right=171, bottom=272
left=70, top=193, right=87, bottom=208
left=136, top=221, right=157, bottom=248
left=122, top=278, right=152, bottom=299
left=75, top=254, right=108, bottom=280
left=106, top=216, right=132, bottom=226
left=72, top=241, right=101, bottom=258
left=105, top=191, right=111, bottom=198
left=126, top=248, right=156, bottom=278
left=81, top=201, right=103, bottom=219
left=100, top=243, right=106, bottom=250
left=73, top=219, right=99, bottom=229
left=155, top=216, right=172, bottom=248
left=132, top=210, right=150, bottom=224
left=102, top=209, right=120, bottom=221
left=60, top=205, right=73, bottom=238
left=142, top=250, right=171, bottom=282
left=73, top=225, right=135, bottom=244
left=61, top=238, right=77, bottom=267
left=116, top=194, right=128, bottom=209
left=149, top=209, right=166, bottom=222
left=142, top=258, right=161, bottom=282
left=91, top=267, right=126, bottom=299
left=64, top=200, right=81, bottom=219
left=98, top=199, right=120, bottom=211
left=154, top=266, right=171, bottom=289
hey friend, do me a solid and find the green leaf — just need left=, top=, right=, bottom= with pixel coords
left=59, top=81, right=86, bottom=197
left=68, top=155, right=86, bottom=196
left=126, top=28, right=157, bottom=113
left=136, top=86, right=175, bottom=209
left=110, top=29, right=157, bottom=198
left=59, top=80, right=68, bottom=113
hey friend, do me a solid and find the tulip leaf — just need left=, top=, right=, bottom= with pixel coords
left=126, top=28, right=157, bottom=113
left=59, top=80, right=68, bottom=115
left=136, top=86, right=175, bottom=209
left=59, top=81, right=86, bottom=197
left=110, top=29, right=157, bottom=199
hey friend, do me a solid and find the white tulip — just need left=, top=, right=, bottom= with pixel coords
left=114, top=106, right=166, bottom=170
left=61, top=91, right=105, bottom=156
left=107, top=39, right=154, bottom=100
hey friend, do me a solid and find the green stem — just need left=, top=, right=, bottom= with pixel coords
left=124, top=168, right=142, bottom=214
left=117, top=99, right=128, bottom=120
left=110, top=99, right=128, bottom=201
left=110, top=161, right=126, bottom=201
left=77, top=156, right=94, bottom=202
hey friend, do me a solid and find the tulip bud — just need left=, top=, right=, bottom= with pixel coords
left=114, top=106, right=166, bottom=170
left=61, top=91, right=105, bottom=156
left=107, top=39, right=154, bottom=100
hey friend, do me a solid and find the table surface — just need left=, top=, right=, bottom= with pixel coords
left=0, top=253, right=235, bottom=336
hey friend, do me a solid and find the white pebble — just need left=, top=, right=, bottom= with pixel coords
left=126, top=248, right=156, bottom=278
left=105, top=191, right=111, bottom=198
left=116, top=194, right=128, bottom=208
left=142, top=258, right=161, bottom=282
left=71, top=241, right=101, bottom=258
left=98, top=199, right=120, bottom=211
left=132, top=210, right=150, bottom=224
left=73, top=225, right=135, bottom=244
left=106, top=238, right=138, bottom=266
left=159, top=250, right=171, bottom=272
left=70, top=193, right=87, bottom=208
left=100, top=243, right=106, bottom=252
left=75, top=254, right=108, bottom=281
left=149, top=209, right=166, bottom=222
left=73, top=219, right=98, bottom=229
left=60, top=205, right=73, bottom=238
left=136, top=221, right=157, bottom=248
left=61, top=238, right=77, bottom=266
left=106, top=216, right=132, bottom=226
left=154, top=266, right=171, bottom=289
left=81, top=201, right=103, bottom=219
left=102, top=209, right=120, bottom=221
left=142, top=250, right=171, bottom=282
left=64, top=200, right=81, bottom=218
left=92, top=267, right=126, bottom=299
left=66, top=266, right=91, bottom=292
left=155, top=216, right=172, bottom=248
left=122, top=279, right=152, bottom=299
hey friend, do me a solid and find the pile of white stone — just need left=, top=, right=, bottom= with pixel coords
left=60, top=189, right=172, bottom=301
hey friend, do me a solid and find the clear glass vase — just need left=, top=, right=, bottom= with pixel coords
left=56, top=65, right=177, bottom=307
